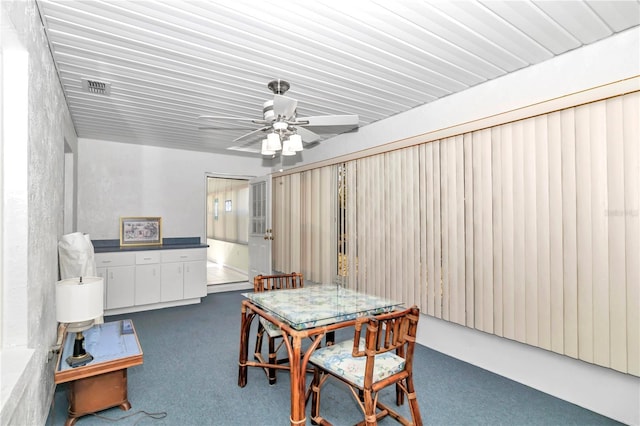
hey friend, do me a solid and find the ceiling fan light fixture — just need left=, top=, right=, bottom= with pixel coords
left=289, top=134, right=303, bottom=151
left=266, top=133, right=282, bottom=151
left=273, top=121, right=288, bottom=131
left=261, top=139, right=275, bottom=156
left=281, top=139, right=296, bottom=156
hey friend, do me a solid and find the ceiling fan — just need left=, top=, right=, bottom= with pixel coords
left=198, top=80, right=359, bottom=156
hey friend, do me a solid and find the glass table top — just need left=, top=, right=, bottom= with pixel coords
left=57, top=319, right=141, bottom=372
left=243, top=284, right=404, bottom=330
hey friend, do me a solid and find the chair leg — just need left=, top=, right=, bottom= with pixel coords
left=396, top=382, right=404, bottom=406
left=362, top=389, right=377, bottom=426
left=405, top=376, right=423, bottom=426
left=310, top=369, right=322, bottom=425
left=254, top=322, right=265, bottom=362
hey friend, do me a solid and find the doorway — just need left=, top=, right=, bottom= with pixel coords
left=205, top=175, right=250, bottom=287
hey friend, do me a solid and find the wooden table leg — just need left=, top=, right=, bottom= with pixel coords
left=282, top=331, right=325, bottom=426
left=286, top=333, right=306, bottom=425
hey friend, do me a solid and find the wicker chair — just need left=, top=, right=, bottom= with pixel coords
left=308, top=306, right=422, bottom=426
left=253, top=272, right=304, bottom=385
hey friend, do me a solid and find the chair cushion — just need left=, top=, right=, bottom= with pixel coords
left=259, top=317, right=283, bottom=338
left=309, top=339, right=405, bottom=388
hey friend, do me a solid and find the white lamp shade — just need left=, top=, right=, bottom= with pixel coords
left=261, top=139, right=275, bottom=155
left=289, top=134, right=303, bottom=152
left=56, top=276, right=104, bottom=324
left=266, top=133, right=282, bottom=151
left=282, top=139, right=296, bottom=156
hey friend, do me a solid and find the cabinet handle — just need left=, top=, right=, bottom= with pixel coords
left=180, top=255, right=188, bottom=259
left=144, top=257, right=152, bottom=260
left=102, top=260, right=112, bottom=264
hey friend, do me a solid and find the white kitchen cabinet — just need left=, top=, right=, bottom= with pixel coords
left=95, top=247, right=207, bottom=315
left=183, top=260, right=207, bottom=299
left=160, top=249, right=207, bottom=302
left=134, top=252, right=161, bottom=305
left=95, top=252, right=136, bottom=310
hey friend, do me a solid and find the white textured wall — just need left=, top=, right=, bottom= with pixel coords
left=77, top=139, right=269, bottom=240
left=1, top=0, right=77, bottom=424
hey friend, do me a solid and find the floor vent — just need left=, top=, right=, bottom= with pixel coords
left=81, top=78, right=111, bottom=95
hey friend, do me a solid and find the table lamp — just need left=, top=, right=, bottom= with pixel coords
left=56, top=276, right=104, bottom=367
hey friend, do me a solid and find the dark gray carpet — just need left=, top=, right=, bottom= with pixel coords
left=48, top=290, right=621, bottom=425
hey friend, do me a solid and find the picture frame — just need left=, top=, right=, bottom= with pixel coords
left=120, top=217, right=162, bottom=247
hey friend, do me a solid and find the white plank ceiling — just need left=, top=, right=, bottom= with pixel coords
left=36, top=0, right=640, bottom=156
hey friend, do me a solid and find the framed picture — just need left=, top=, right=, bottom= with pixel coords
left=120, top=217, right=162, bottom=247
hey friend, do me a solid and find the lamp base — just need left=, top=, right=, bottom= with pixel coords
left=66, top=352, right=94, bottom=368
left=66, top=331, right=93, bottom=367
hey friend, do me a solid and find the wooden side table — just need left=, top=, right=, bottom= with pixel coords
left=55, top=319, right=143, bottom=426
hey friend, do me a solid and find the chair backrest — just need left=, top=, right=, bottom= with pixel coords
left=253, top=272, right=304, bottom=293
left=352, top=306, right=420, bottom=384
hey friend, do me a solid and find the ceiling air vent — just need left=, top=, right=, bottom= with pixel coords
left=81, top=78, right=111, bottom=95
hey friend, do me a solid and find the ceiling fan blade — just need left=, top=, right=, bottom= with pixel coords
left=294, top=126, right=321, bottom=143
left=198, top=125, right=260, bottom=130
left=198, top=115, right=268, bottom=125
left=273, top=94, right=298, bottom=119
left=233, top=126, right=271, bottom=142
left=298, top=114, right=359, bottom=133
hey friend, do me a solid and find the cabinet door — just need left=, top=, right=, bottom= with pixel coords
left=105, top=265, right=135, bottom=309
left=96, top=267, right=108, bottom=309
left=135, top=264, right=161, bottom=305
left=160, top=263, right=183, bottom=302
left=183, top=260, right=207, bottom=299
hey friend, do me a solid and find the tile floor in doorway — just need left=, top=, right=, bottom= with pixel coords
left=207, top=261, right=249, bottom=285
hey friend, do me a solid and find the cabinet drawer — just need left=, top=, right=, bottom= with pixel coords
left=161, top=249, right=206, bottom=263
left=95, top=252, right=136, bottom=267
left=136, top=251, right=161, bottom=264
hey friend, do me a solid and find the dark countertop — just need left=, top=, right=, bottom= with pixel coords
left=92, top=237, right=208, bottom=253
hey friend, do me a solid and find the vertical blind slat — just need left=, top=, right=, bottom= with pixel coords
left=576, top=104, right=595, bottom=363
left=480, top=129, right=494, bottom=333
left=464, top=134, right=476, bottom=328
left=501, top=123, right=516, bottom=341
left=441, top=140, right=451, bottom=321
left=512, top=121, right=527, bottom=344
left=623, top=92, right=640, bottom=376
left=472, top=131, right=484, bottom=331
left=455, top=136, right=467, bottom=326
left=591, top=101, right=611, bottom=368
left=561, top=108, right=579, bottom=359
left=535, top=115, right=552, bottom=351
left=434, top=142, right=443, bottom=319
left=606, top=96, right=627, bottom=372
left=524, top=118, right=539, bottom=347
left=419, top=145, right=429, bottom=312
left=547, top=111, right=565, bottom=355
left=425, top=143, right=437, bottom=317
left=491, top=128, right=503, bottom=337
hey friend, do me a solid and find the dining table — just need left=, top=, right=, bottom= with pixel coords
left=237, top=284, right=403, bottom=425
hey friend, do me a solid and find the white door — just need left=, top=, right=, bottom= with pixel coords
left=248, top=175, right=272, bottom=280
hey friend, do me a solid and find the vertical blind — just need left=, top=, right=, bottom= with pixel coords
left=272, top=168, right=336, bottom=284
left=273, top=91, right=639, bottom=375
